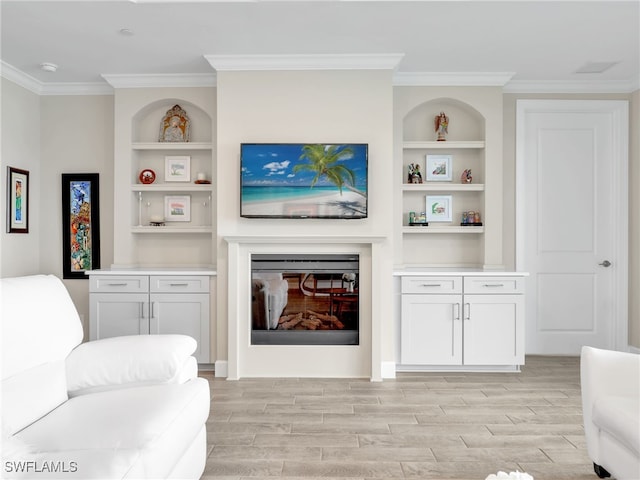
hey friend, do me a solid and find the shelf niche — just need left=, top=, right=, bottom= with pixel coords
left=400, top=97, right=488, bottom=268
left=116, top=95, right=215, bottom=267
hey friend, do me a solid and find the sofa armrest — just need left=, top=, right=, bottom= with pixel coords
left=66, top=334, right=198, bottom=397
left=580, top=346, right=640, bottom=463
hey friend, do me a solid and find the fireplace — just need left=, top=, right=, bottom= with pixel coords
left=251, top=253, right=359, bottom=345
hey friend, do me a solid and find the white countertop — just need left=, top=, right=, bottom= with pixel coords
left=87, top=267, right=217, bottom=276
left=393, top=267, right=528, bottom=277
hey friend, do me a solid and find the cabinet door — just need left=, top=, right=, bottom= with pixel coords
left=150, top=293, right=210, bottom=363
left=89, top=293, right=149, bottom=340
left=401, top=294, right=463, bottom=365
left=463, top=294, right=525, bottom=365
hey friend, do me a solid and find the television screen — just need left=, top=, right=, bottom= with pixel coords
left=240, top=143, right=368, bottom=219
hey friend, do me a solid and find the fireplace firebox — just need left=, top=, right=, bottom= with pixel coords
left=251, top=254, right=359, bottom=345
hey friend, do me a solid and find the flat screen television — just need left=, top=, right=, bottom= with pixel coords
left=240, top=143, right=368, bottom=219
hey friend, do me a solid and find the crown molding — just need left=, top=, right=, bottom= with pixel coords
left=503, top=77, right=640, bottom=94
left=1, top=61, right=113, bottom=95
left=393, top=71, right=516, bottom=87
left=205, top=53, right=404, bottom=71
left=101, top=73, right=216, bottom=88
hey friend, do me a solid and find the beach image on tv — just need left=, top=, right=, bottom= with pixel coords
left=241, top=143, right=368, bottom=218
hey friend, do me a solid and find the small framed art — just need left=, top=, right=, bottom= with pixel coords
left=164, top=195, right=191, bottom=222
left=6, top=167, right=29, bottom=234
left=426, top=195, right=453, bottom=222
left=165, top=156, right=191, bottom=182
left=61, top=173, right=100, bottom=279
left=426, top=154, right=452, bottom=182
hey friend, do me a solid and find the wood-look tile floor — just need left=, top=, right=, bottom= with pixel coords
left=200, top=356, right=599, bottom=480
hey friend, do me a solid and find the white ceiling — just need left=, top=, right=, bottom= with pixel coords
left=1, top=0, right=639, bottom=94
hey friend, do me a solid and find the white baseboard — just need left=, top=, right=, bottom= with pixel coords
left=380, top=361, right=396, bottom=379
left=214, top=360, right=228, bottom=378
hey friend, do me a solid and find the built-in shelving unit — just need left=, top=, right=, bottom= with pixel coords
left=397, top=96, right=493, bottom=267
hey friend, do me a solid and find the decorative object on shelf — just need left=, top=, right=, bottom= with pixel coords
left=6, top=166, right=29, bottom=234
left=195, top=172, right=211, bottom=184
left=434, top=111, right=449, bottom=141
left=165, top=156, right=191, bottom=182
left=342, top=272, right=356, bottom=293
left=461, top=169, right=473, bottom=183
left=426, top=195, right=452, bottom=222
left=139, top=169, right=156, bottom=184
left=426, top=154, right=452, bottom=181
left=164, top=195, right=191, bottom=222
left=461, top=210, right=483, bottom=226
left=149, top=214, right=165, bottom=227
left=159, top=104, right=190, bottom=142
left=409, top=211, right=428, bottom=226
left=61, top=173, right=100, bottom=279
left=407, top=163, right=423, bottom=184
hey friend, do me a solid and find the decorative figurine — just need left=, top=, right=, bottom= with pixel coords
left=159, top=104, right=190, bottom=142
left=408, top=163, right=423, bottom=184
left=434, top=111, right=449, bottom=141
left=461, top=169, right=472, bottom=183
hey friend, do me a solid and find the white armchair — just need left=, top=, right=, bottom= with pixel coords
left=581, top=346, right=640, bottom=480
left=1, top=274, right=210, bottom=479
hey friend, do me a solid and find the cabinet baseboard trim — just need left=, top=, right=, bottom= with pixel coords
left=214, top=360, right=228, bottom=378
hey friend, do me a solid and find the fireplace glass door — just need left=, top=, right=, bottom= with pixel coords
left=251, top=254, right=359, bottom=345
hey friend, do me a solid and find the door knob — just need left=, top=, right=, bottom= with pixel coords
left=599, top=260, right=612, bottom=267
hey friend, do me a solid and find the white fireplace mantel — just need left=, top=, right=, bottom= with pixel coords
left=224, top=234, right=389, bottom=381
left=223, top=234, right=387, bottom=244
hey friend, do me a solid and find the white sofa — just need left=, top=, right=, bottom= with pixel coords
left=1, top=275, right=210, bottom=479
left=581, top=346, right=640, bottom=480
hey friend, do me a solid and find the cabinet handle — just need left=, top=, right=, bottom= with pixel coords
left=482, top=283, right=504, bottom=288
left=420, top=283, right=442, bottom=287
left=454, top=303, right=460, bottom=320
left=464, top=303, right=471, bottom=320
left=169, top=283, right=189, bottom=287
left=107, top=282, right=128, bottom=286
left=151, top=302, right=158, bottom=319
left=141, top=302, right=147, bottom=319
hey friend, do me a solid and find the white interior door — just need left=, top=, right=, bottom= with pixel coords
left=516, top=100, right=628, bottom=354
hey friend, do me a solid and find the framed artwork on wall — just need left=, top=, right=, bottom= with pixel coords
left=6, top=167, right=29, bottom=234
left=426, top=154, right=452, bottom=182
left=426, top=195, right=453, bottom=222
left=61, top=173, right=101, bottom=279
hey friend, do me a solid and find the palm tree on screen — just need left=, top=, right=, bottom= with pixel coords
left=293, top=144, right=366, bottom=197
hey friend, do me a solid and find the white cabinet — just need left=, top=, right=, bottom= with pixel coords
left=400, top=274, right=525, bottom=368
left=89, top=274, right=211, bottom=363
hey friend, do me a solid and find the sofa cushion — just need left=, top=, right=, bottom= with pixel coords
left=66, top=334, right=198, bottom=396
left=14, top=378, right=210, bottom=479
left=593, top=395, right=640, bottom=456
left=1, top=275, right=83, bottom=381
left=2, top=360, right=69, bottom=436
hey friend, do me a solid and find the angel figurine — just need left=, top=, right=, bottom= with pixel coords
left=461, top=169, right=472, bottom=183
left=435, top=111, right=449, bottom=141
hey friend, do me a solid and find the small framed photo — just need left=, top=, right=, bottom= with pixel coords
left=426, top=154, right=452, bottom=181
left=6, top=167, right=29, bottom=234
left=426, top=195, right=453, bottom=222
left=165, top=155, right=190, bottom=182
left=164, top=195, right=191, bottom=222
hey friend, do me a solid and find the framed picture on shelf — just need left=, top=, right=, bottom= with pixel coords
left=6, top=167, right=29, bottom=234
left=426, top=195, right=453, bottom=222
left=426, top=154, right=452, bottom=181
left=164, top=195, right=191, bottom=222
left=61, top=173, right=100, bottom=279
left=165, top=155, right=191, bottom=182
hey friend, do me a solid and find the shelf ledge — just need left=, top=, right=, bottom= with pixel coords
left=402, top=183, right=484, bottom=192
left=132, top=142, right=213, bottom=150
left=402, top=141, right=485, bottom=149
left=132, top=226, right=213, bottom=234
left=402, top=226, right=484, bottom=234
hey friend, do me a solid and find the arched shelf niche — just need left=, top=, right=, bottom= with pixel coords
left=131, top=98, right=212, bottom=144
left=403, top=97, right=485, bottom=143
